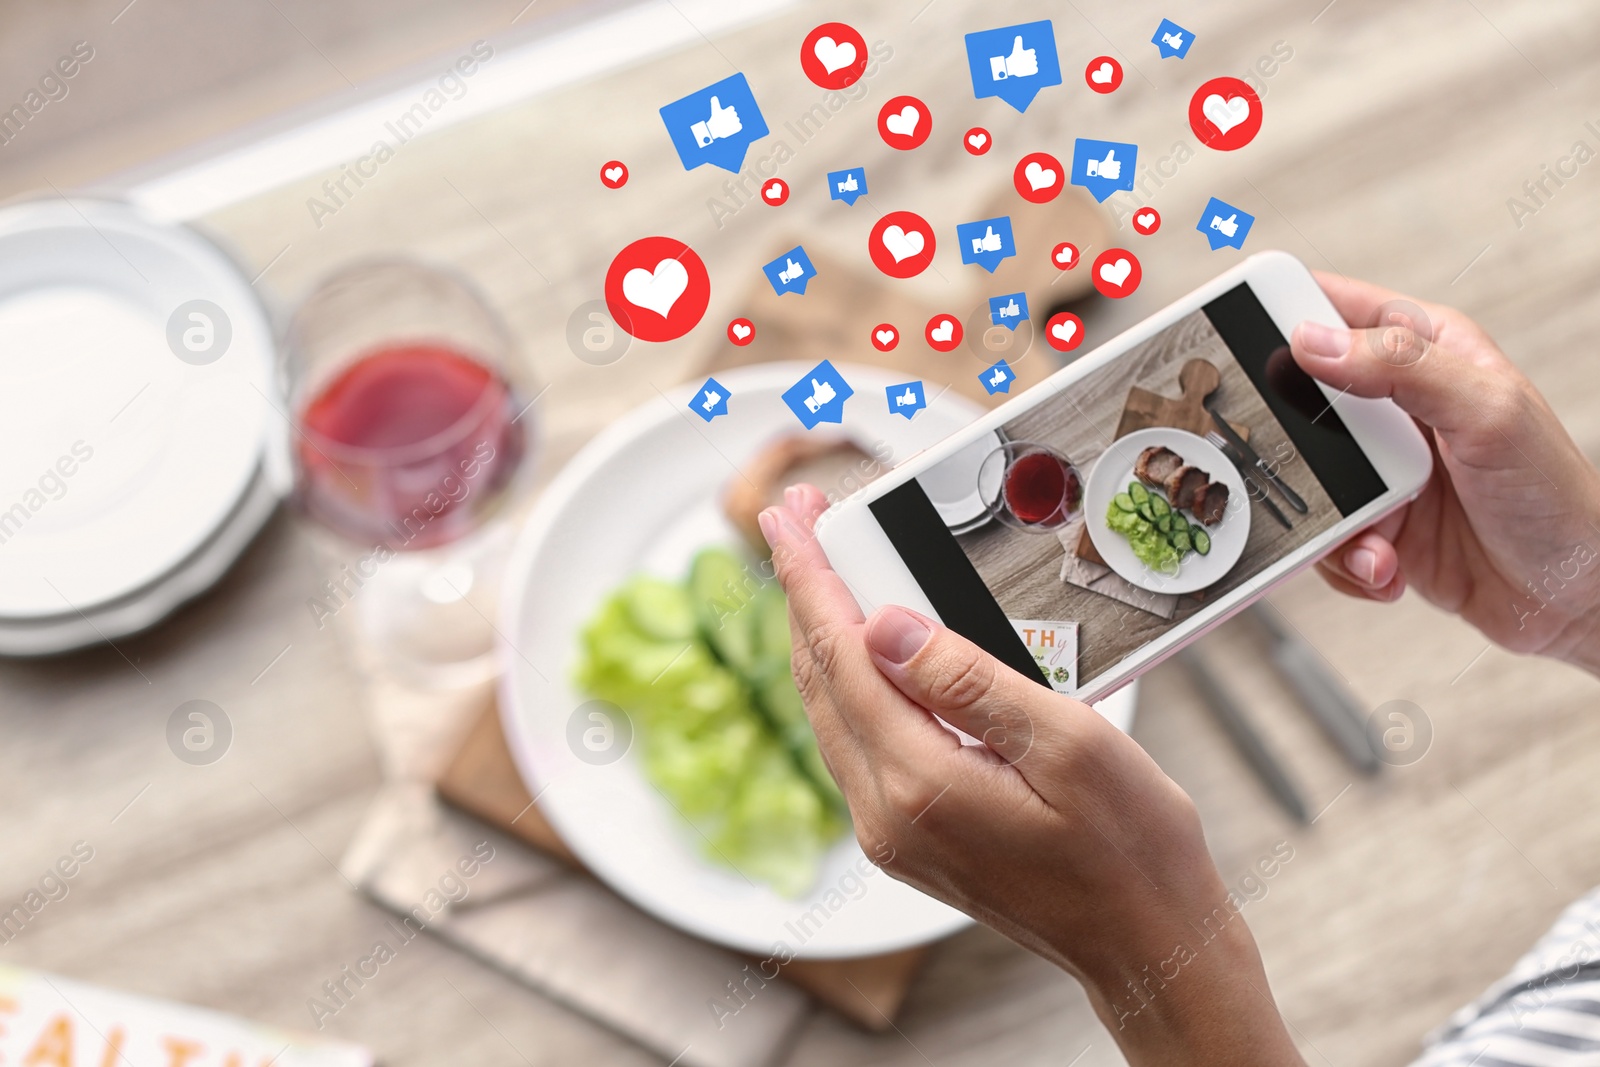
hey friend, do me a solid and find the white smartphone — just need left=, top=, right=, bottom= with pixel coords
left=817, top=251, right=1432, bottom=705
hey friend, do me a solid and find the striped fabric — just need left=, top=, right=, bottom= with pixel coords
left=1412, top=886, right=1600, bottom=1066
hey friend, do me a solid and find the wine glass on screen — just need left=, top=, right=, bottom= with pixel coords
left=288, top=259, right=534, bottom=687
left=979, top=441, right=1082, bottom=531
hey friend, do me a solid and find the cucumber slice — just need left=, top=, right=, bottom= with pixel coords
left=1172, top=530, right=1192, bottom=553
left=1149, top=494, right=1171, bottom=519
left=690, top=548, right=758, bottom=673
left=1136, top=501, right=1156, bottom=523
left=1157, top=514, right=1172, bottom=533
left=753, top=581, right=794, bottom=679
left=1192, top=529, right=1212, bottom=556
left=1113, top=492, right=1137, bottom=512
left=1170, top=513, right=1189, bottom=534
left=624, top=577, right=698, bottom=642
left=1128, top=482, right=1150, bottom=506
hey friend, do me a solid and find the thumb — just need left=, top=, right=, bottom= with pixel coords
left=1292, top=319, right=1511, bottom=434
left=865, top=606, right=1062, bottom=764
left=1011, top=35, right=1025, bottom=52
left=1104, top=149, right=1116, bottom=161
left=709, top=96, right=723, bottom=111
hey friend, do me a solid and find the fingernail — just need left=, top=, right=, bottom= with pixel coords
left=783, top=485, right=802, bottom=510
left=1347, top=546, right=1379, bottom=585
left=758, top=508, right=782, bottom=548
left=867, top=607, right=932, bottom=664
left=1297, top=321, right=1351, bottom=360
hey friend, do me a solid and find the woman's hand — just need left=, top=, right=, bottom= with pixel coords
left=761, top=485, right=1306, bottom=1067
left=1292, top=273, right=1600, bottom=671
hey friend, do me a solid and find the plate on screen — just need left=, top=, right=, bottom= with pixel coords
left=917, top=427, right=1005, bottom=534
left=1084, top=427, right=1249, bottom=595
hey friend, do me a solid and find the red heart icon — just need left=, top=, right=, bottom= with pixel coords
left=1084, top=56, right=1123, bottom=94
left=868, top=211, right=936, bottom=278
left=1045, top=312, right=1084, bottom=352
left=878, top=96, right=931, bottom=151
left=801, top=23, right=869, bottom=90
left=925, top=314, right=963, bottom=352
left=1189, top=76, right=1263, bottom=151
left=1091, top=248, right=1142, bottom=299
left=605, top=236, right=711, bottom=341
left=1013, top=152, right=1064, bottom=204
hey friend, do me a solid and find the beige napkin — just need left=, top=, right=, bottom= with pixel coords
left=336, top=614, right=819, bottom=1067
left=1056, top=518, right=1179, bottom=619
left=339, top=781, right=809, bottom=1067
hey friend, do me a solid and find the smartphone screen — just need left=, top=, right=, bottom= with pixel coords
left=866, top=282, right=1388, bottom=693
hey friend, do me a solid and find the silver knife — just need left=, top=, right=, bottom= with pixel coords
left=1251, top=604, right=1382, bottom=774
left=1175, top=647, right=1310, bottom=824
left=1205, top=431, right=1292, bottom=529
left=1203, top=399, right=1309, bottom=513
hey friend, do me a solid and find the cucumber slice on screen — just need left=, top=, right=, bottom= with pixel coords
left=1136, top=502, right=1156, bottom=523
left=1113, top=492, right=1136, bottom=512
left=1129, top=482, right=1150, bottom=506
left=1171, top=513, right=1189, bottom=534
left=1172, top=530, right=1192, bottom=554
left=1157, top=514, right=1172, bottom=534
left=1192, top=529, right=1212, bottom=555
left=1150, top=494, right=1171, bottom=519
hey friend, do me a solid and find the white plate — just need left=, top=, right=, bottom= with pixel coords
left=0, top=199, right=281, bottom=621
left=917, top=428, right=1004, bottom=533
left=499, top=363, right=987, bottom=958
left=1084, top=427, right=1249, bottom=596
left=0, top=460, right=280, bottom=656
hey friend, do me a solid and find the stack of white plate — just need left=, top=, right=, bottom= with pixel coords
left=0, top=199, right=286, bottom=656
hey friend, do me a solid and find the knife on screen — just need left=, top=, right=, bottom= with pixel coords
left=1205, top=431, right=1292, bottom=530
left=1203, top=399, right=1309, bottom=513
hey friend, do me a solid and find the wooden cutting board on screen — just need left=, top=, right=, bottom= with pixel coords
left=1077, top=359, right=1248, bottom=564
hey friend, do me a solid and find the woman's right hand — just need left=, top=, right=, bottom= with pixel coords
left=1291, top=272, right=1600, bottom=672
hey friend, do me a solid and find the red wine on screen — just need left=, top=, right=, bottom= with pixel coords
left=1003, top=451, right=1079, bottom=527
left=296, top=342, right=525, bottom=549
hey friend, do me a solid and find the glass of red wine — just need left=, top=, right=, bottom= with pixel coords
left=288, top=259, right=534, bottom=686
left=979, top=441, right=1082, bottom=532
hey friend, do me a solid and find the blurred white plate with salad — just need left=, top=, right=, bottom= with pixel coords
left=499, top=363, right=1131, bottom=957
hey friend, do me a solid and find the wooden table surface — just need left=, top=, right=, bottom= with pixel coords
left=5, top=2, right=1600, bottom=1065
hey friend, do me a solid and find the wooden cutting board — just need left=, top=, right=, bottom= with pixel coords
left=436, top=701, right=929, bottom=1031
left=1077, top=358, right=1248, bottom=565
